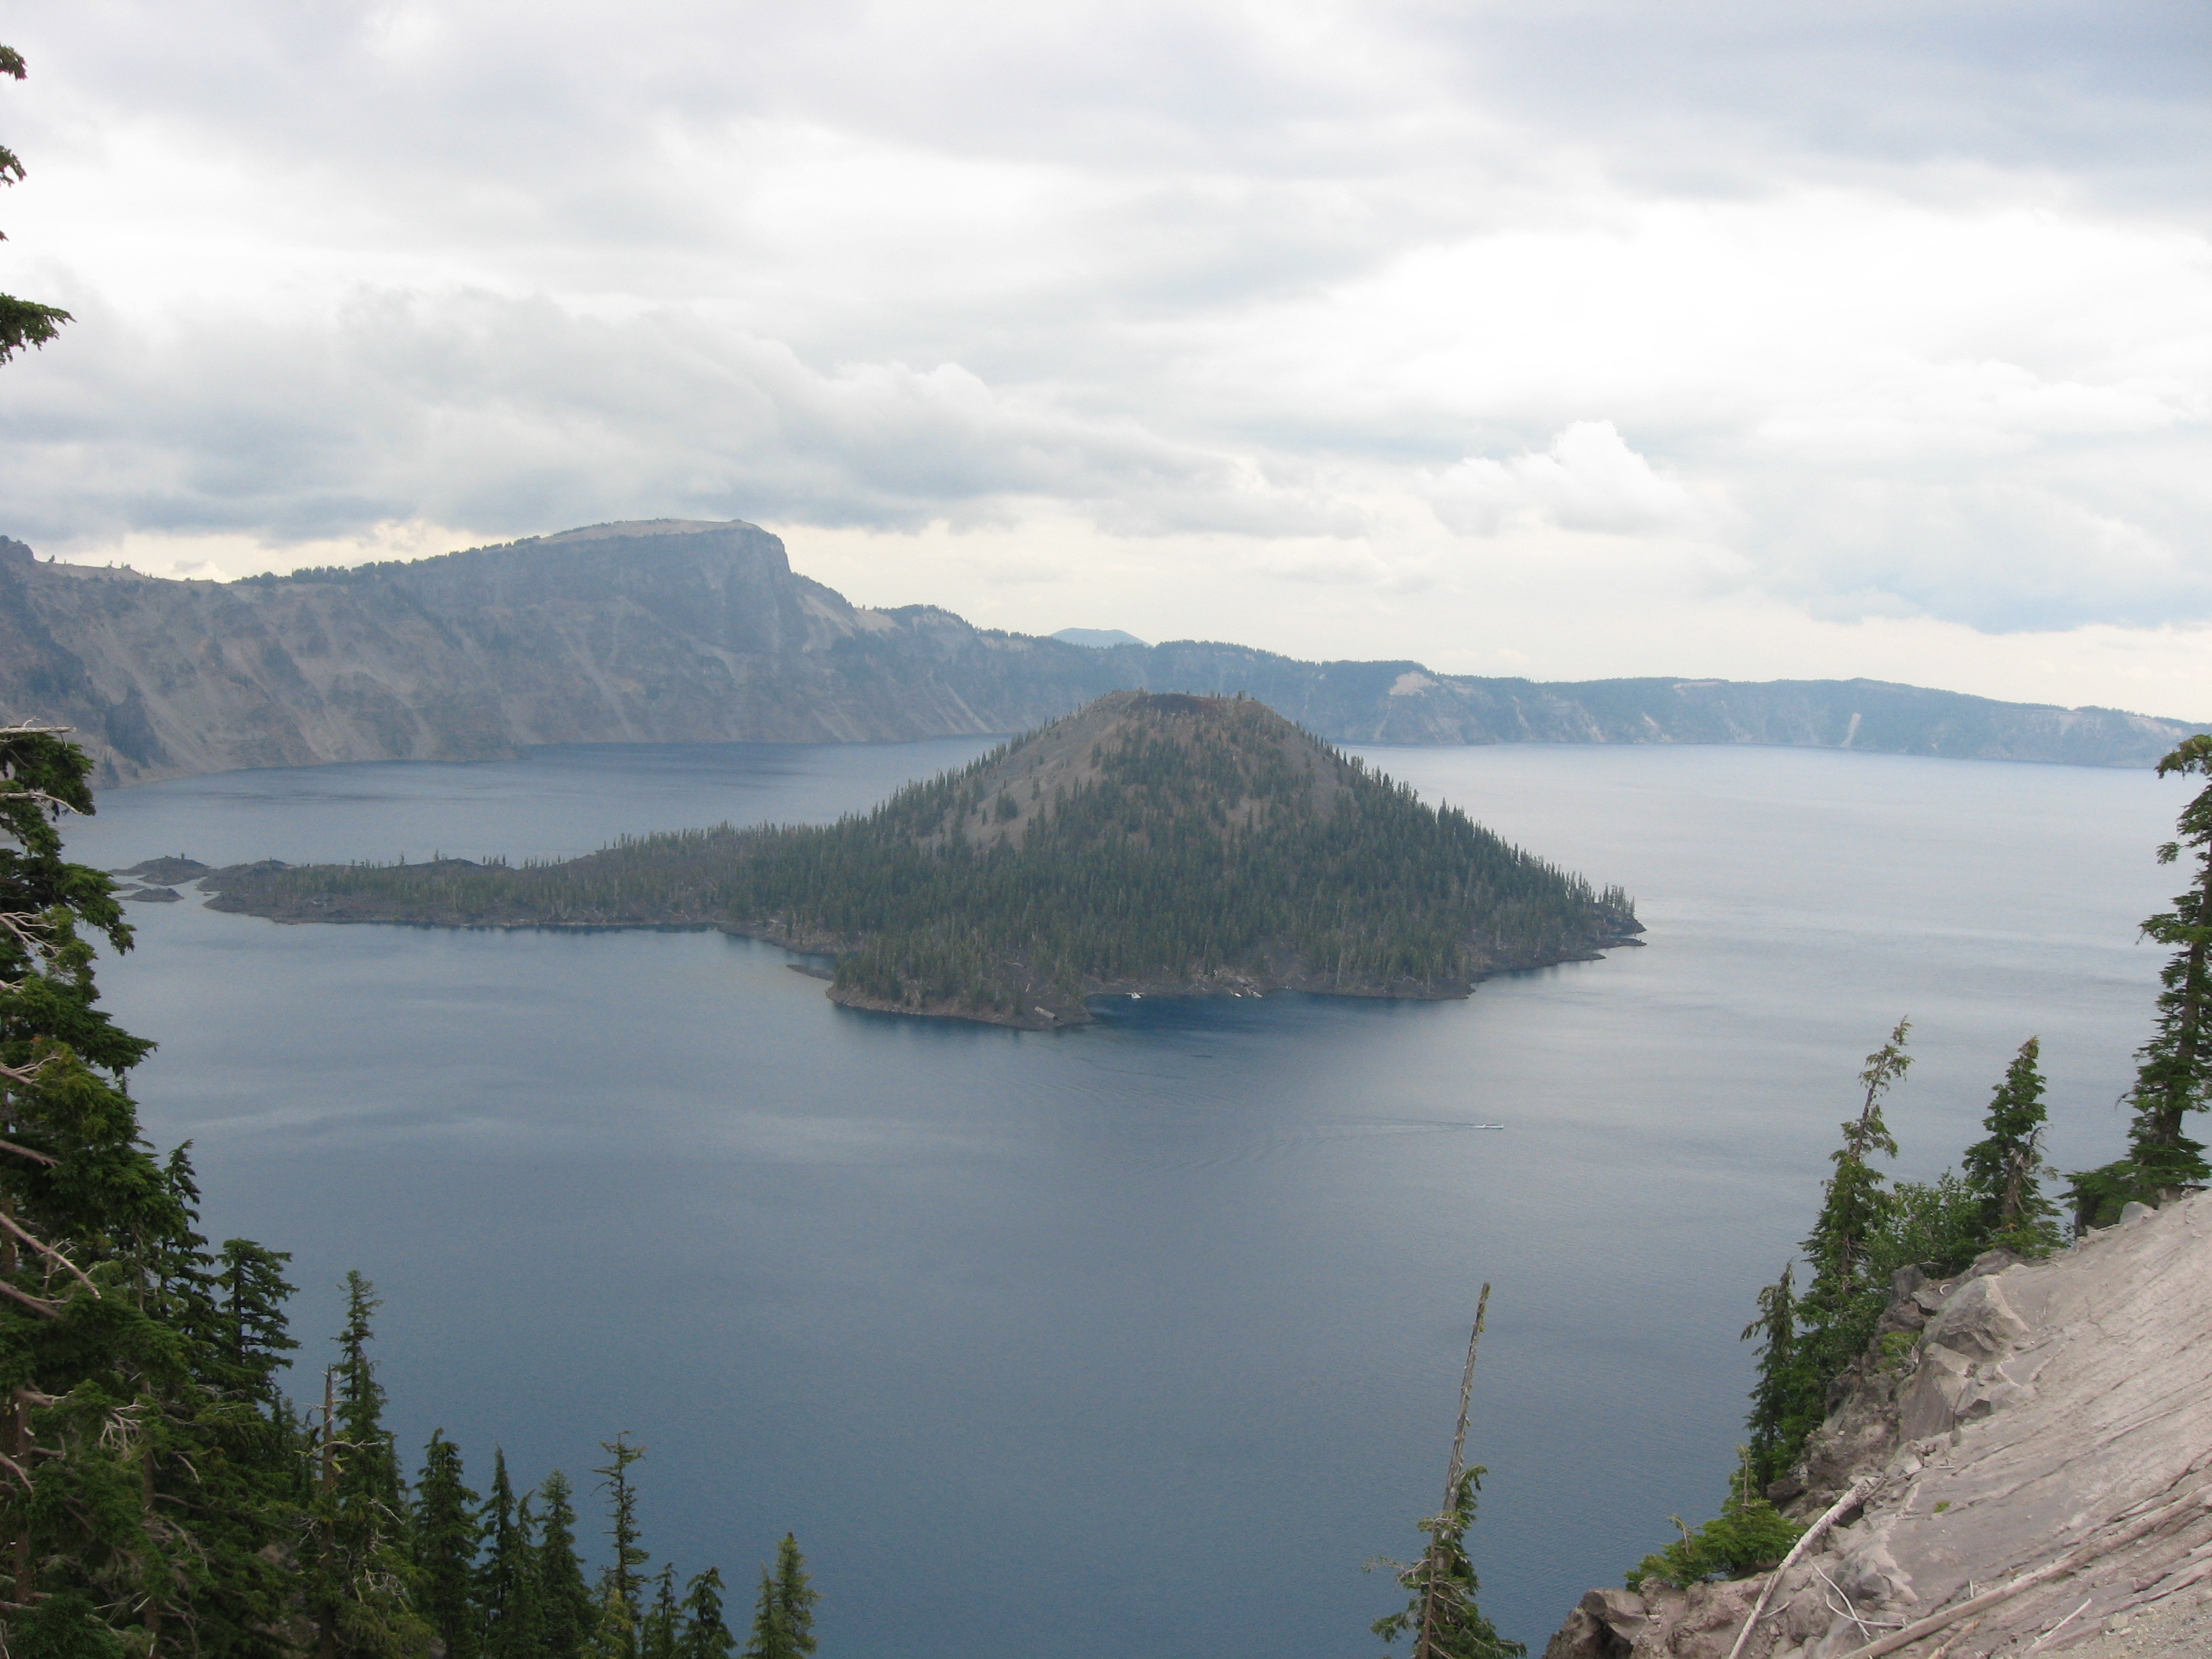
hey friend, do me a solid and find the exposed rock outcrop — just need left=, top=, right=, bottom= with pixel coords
left=2, top=523, right=2202, bottom=786
left=1545, top=1192, right=2212, bottom=1658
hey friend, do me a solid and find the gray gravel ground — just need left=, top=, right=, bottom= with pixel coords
left=2059, top=1583, right=2212, bottom=1657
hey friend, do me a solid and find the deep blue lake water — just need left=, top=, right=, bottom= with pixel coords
left=66, top=741, right=2182, bottom=1658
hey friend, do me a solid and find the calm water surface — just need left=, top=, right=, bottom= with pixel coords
left=68, top=742, right=2180, bottom=1658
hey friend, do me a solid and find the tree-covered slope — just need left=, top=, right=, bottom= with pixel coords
left=204, top=691, right=1640, bottom=1027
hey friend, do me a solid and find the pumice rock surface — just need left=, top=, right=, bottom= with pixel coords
left=1546, top=1191, right=2212, bottom=1658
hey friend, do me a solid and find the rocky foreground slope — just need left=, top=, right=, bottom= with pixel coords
left=3, top=521, right=2201, bottom=785
left=1546, top=1192, right=2212, bottom=1658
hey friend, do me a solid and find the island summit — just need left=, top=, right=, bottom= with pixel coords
left=201, top=691, right=1642, bottom=1027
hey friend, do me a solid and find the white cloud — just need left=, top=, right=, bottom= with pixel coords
left=0, top=0, right=2208, bottom=713
left=1424, top=423, right=1710, bottom=538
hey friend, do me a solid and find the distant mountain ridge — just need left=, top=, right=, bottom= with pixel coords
left=0, top=520, right=2199, bottom=785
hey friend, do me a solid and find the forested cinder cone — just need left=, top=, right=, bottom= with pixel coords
left=206, top=690, right=1642, bottom=1028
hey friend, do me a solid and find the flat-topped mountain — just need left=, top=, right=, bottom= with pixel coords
left=201, top=691, right=1642, bottom=1027
left=1, top=521, right=2200, bottom=786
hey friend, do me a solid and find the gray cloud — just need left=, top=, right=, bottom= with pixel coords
left=0, top=0, right=2205, bottom=645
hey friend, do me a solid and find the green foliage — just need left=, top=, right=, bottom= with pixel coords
left=537, top=1470, right=600, bottom=1659
left=1627, top=1463, right=1802, bottom=1591
left=592, top=1435, right=651, bottom=1659
left=1794, top=1020, right=1909, bottom=1398
left=1370, top=1469, right=1523, bottom=1659
left=1740, top=1265, right=1819, bottom=1491
left=2072, top=737, right=2212, bottom=1223
left=208, top=694, right=1637, bottom=1021
left=1, top=726, right=298, bottom=1656
left=415, top=1432, right=482, bottom=1659
left=1959, top=1039, right=2062, bottom=1257
left=481, top=1448, right=544, bottom=1659
left=0, top=726, right=788, bottom=1656
left=1869, top=1173, right=1983, bottom=1281
left=309, top=1275, right=431, bottom=1659
left=678, top=1568, right=736, bottom=1659
left=0, top=45, right=72, bottom=366
left=644, top=1566, right=680, bottom=1659
left=742, top=1536, right=819, bottom=1659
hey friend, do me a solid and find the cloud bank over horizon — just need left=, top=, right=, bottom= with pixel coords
left=1, top=0, right=2207, bottom=711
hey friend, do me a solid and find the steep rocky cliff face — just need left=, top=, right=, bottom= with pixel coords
left=1545, top=1192, right=2212, bottom=1658
left=1, top=520, right=2200, bottom=785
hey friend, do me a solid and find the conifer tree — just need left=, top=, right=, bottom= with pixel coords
left=480, top=1448, right=539, bottom=1659
left=1796, top=1020, right=1909, bottom=1389
left=2074, top=737, right=2212, bottom=1224
left=678, top=1568, right=736, bottom=1659
left=537, top=1470, right=598, bottom=1659
left=591, top=1436, right=651, bottom=1659
left=769, top=1537, right=818, bottom=1658
left=499, top=1492, right=547, bottom=1659
left=1740, top=1264, right=1820, bottom=1490
left=644, top=1565, right=681, bottom=1659
left=0, top=724, right=227, bottom=1651
left=1960, top=1038, right=2062, bottom=1256
left=415, top=1431, right=483, bottom=1659
left=742, top=1570, right=785, bottom=1659
left=310, top=1275, right=430, bottom=1659
left=1371, top=1471, right=1523, bottom=1659
left=215, top=1236, right=300, bottom=1403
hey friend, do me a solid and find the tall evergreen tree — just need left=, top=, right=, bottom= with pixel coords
left=769, top=1537, right=819, bottom=1658
left=0, top=722, right=244, bottom=1653
left=537, top=1470, right=598, bottom=1659
left=309, top=1275, right=430, bottom=1659
left=678, top=1568, right=736, bottom=1659
left=1740, top=1264, right=1820, bottom=1490
left=1960, top=1038, right=2062, bottom=1256
left=499, top=1492, right=547, bottom=1659
left=2074, top=737, right=2212, bottom=1224
left=215, top=1236, right=300, bottom=1403
left=643, top=1565, right=681, bottom=1659
left=480, top=1448, right=539, bottom=1659
left=415, top=1431, right=483, bottom=1659
left=1796, top=1020, right=1909, bottom=1389
left=1371, top=1471, right=1523, bottom=1659
left=591, top=1436, right=650, bottom=1659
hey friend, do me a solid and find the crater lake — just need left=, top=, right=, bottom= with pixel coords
left=66, top=739, right=2180, bottom=1658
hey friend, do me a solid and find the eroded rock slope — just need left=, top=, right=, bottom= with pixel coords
left=1548, top=1192, right=2212, bottom=1658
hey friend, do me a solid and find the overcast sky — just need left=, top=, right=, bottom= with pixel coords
left=3, top=1, right=2208, bottom=712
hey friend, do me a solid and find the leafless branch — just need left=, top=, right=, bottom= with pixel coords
left=1725, top=1475, right=1882, bottom=1659
left=0, top=1279, right=60, bottom=1318
left=0, top=1212, right=96, bottom=1295
left=1835, top=1484, right=2212, bottom=1659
